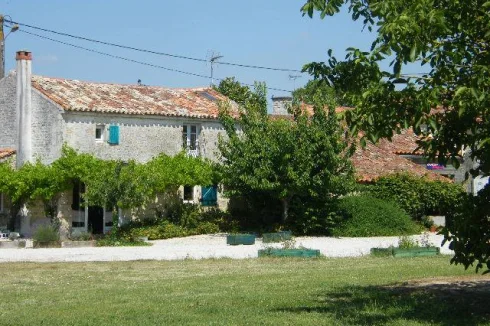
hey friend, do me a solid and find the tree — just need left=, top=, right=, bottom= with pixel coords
left=217, top=80, right=354, bottom=225
left=301, top=0, right=490, bottom=270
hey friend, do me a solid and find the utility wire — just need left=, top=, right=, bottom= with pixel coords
left=16, top=29, right=294, bottom=93
left=5, top=19, right=304, bottom=73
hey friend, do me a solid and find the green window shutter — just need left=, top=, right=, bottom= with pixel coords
left=108, top=125, right=120, bottom=145
left=201, top=186, right=218, bottom=206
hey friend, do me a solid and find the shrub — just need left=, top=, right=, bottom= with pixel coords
left=33, top=224, right=60, bottom=242
left=398, top=235, right=418, bottom=249
left=287, top=197, right=340, bottom=235
left=331, top=195, right=422, bottom=237
left=69, top=231, right=94, bottom=241
left=367, top=173, right=465, bottom=220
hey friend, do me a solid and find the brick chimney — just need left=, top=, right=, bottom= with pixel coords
left=271, top=96, right=292, bottom=115
left=16, top=50, right=33, bottom=167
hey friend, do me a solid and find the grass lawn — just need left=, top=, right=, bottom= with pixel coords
left=0, top=256, right=488, bottom=325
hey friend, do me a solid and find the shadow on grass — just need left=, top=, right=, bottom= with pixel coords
left=275, top=279, right=490, bottom=325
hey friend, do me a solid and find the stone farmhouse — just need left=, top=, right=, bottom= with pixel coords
left=0, top=51, right=235, bottom=237
left=0, top=50, right=455, bottom=237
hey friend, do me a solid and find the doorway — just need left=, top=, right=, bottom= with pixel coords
left=88, top=206, right=104, bottom=234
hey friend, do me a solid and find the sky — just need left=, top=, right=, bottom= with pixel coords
left=1, top=0, right=377, bottom=100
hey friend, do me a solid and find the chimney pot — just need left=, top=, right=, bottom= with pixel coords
left=16, top=51, right=32, bottom=61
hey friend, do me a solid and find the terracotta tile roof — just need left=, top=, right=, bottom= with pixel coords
left=352, top=143, right=446, bottom=182
left=0, top=148, right=15, bottom=160
left=376, top=128, right=424, bottom=155
left=31, top=75, right=235, bottom=119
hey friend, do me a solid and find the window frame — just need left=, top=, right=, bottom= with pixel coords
left=182, top=124, right=199, bottom=150
left=95, top=125, right=105, bottom=142
left=183, top=185, right=195, bottom=202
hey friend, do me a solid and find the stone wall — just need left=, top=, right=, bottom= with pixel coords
left=62, top=112, right=227, bottom=163
left=31, top=90, right=65, bottom=164
left=0, top=73, right=17, bottom=149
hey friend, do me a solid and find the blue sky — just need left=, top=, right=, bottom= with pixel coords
left=2, top=0, right=376, bottom=99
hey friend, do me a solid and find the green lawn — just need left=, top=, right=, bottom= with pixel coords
left=0, top=256, right=488, bottom=325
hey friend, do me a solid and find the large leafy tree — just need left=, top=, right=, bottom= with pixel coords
left=217, top=80, right=354, bottom=224
left=301, top=0, right=490, bottom=271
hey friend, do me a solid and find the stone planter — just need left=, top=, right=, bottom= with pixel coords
left=393, top=247, right=440, bottom=257
left=0, top=240, right=26, bottom=249
left=262, top=231, right=292, bottom=243
left=61, top=240, right=96, bottom=248
left=33, top=241, right=62, bottom=248
left=258, top=248, right=321, bottom=258
left=226, top=234, right=255, bottom=245
left=137, top=236, right=149, bottom=242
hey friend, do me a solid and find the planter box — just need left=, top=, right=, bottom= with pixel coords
left=393, top=247, right=440, bottom=257
left=370, top=247, right=394, bottom=257
left=226, top=234, right=255, bottom=245
left=61, top=240, right=96, bottom=248
left=371, top=247, right=440, bottom=257
left=33, top=241, right=61, bottom=248
left=262, top=231, right=292, bottom=243
left=0, top=240, right=26, bottom=249
left=258, top=249, right=321, bottom=258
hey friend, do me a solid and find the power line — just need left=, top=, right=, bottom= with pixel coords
left=16, top=29, right=294, bottom=93
left=5, top=19, right=304, bottom=73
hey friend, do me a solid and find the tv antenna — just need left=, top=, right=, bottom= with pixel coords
left=209, top=52, right=223, bottom=86
left=289, top=74, right=302, bottom=90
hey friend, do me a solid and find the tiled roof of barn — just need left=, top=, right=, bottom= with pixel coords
left=31, top=75, right=234, bottom=119
left=376, top=129, right=424, bottom=155
left=352, top=142, right=446, bottom=182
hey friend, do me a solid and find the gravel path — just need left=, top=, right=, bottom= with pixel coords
left=0, top=233, right=453, bottom=263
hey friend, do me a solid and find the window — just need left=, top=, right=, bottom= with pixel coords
left=201, top=186, right=218, bottom=206
left=71, top=181, right=85, bottom=212
left=182, top=125, right=198, bottom=150
left=95, top=125, right=104, bottom=141
left=183, top=185, right=194, bottom=201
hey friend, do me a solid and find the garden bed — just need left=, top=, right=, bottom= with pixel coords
left=33, top=241, right=62, bottom=248
left=227, top=234, right=255, bottom=245
left=262, top=231, right=292, bottom=243
left=258, top=248, right=320, bottom=258
left=61, top=240, right=97, bottom=248
left=371, top=247, right=440, bottom=258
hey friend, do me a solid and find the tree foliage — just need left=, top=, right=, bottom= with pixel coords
left=217, top=79, right=354, bottom=224
left=301, top=0, right=490, bottom=270
left=367, top=173, right=466, bottom=220
left=0, top=146, right=217, bottom=231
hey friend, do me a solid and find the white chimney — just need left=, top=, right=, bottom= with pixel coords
left=16, top=50, right=33, bottom=167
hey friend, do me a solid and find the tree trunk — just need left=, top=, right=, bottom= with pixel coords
left=281, top=198, right=289, bottom=223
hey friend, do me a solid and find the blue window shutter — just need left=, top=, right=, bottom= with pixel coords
left=108, top=125, right=119, bottom=145
left=201, top=186, right=217, bottom=206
